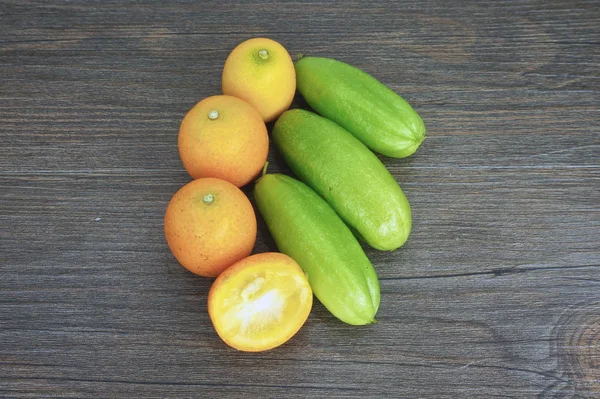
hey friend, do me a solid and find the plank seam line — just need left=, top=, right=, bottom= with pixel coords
left=379, top=264, right=599, bottom=280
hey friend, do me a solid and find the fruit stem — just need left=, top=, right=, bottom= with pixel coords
left=258, top=49, right=269, bottom=60
left=261, top=161, right=269, bottom=177
left=208, top=110, right=219, bottom=120
left=203, top=193, right=214, bottom=205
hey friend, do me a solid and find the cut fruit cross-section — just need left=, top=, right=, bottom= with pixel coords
left=208, top=252, right=313, bottom=352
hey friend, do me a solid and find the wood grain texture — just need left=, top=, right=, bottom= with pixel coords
left=1, top=0, right=599, bottom=397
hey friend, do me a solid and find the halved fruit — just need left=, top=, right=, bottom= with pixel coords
left=208, top=252, right=313, bottom=352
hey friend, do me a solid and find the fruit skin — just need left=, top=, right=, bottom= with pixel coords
left=164, top=178, right=257, bottom=277
left=295, top=56, right=425, bottom=158
left=273, top=109, right=411, bottom=251
left=178, top=95, right=269, bottom=188
left=254, top=173, right=380, bottom=325
left=222, top=38, right=295, bottom=122
left=208, top=252, right=312, bottom=352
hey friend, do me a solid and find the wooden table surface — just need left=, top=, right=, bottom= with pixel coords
left=1, top=1, right=599, bottom=398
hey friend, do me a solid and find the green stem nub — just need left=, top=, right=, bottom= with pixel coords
left=208, top=110, right=219, bottom=120
left=258, top=49, right=269, bottom=60
left=203, top=193, right=214, bottom=205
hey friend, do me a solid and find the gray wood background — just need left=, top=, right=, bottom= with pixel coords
left=1, top=1, right=599, bottom=398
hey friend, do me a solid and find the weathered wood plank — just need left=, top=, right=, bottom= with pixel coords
left=1, top=261, right=599, bottom=398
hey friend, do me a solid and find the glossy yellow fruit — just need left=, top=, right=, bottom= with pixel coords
left=222, top=38, right=295, bottom=122
left=208, top=252, right=312, bottom=352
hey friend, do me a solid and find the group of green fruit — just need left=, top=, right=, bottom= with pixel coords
left=257, top=56, right=425, bottom=326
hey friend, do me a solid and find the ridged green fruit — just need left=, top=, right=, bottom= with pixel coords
left=254, top=173, right=379, bottom=325
left=273, top=109, right=411, bottom=251
left=295, top=56, right=425, bottom=158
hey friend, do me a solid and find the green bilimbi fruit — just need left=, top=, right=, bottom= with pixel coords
left=273, top=109, right=411, bottom=251
left=295, top=56, right=425, bottom=158
left=254, top=173, right=379, bottom=325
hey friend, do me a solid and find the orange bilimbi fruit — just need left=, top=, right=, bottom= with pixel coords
left=222, top=38, right=296, bottom=122
left=208, top=252, right=312, bottom=352
left=178, top=95, right=268, bottom=188
left=164, top=178, right=257, bottom=277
